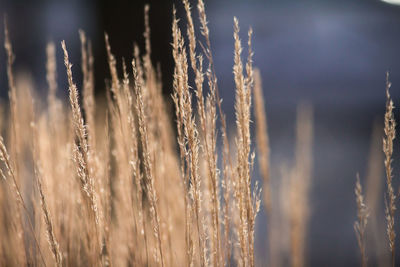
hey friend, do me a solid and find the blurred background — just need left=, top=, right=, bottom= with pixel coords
left=2, top=0, right=400, bottom=266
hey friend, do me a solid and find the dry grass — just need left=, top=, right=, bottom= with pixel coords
left=354, top=174, right=369, bottom=267
left=0, top=1, right=398, bottom=267
left=383, top=72, right=396, bottom=267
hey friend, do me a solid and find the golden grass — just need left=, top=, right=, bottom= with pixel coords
left=0, top=1, right=397, bottom=267
left=383, top=72, right=396, bottom=267
left=354, top=174, right=369, bottom=267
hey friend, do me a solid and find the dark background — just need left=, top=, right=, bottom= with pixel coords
left=0, top=0, right=179, bottom=99
left=2, top=0, right=400, bottom=266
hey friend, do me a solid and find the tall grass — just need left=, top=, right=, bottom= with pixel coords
left=0, top=0, right=396, bottom=266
